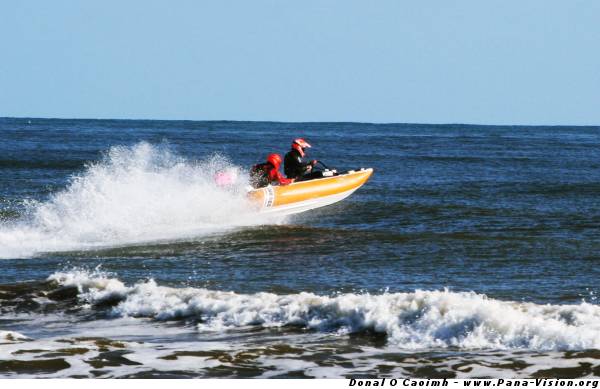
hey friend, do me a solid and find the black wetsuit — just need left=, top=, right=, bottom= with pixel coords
left=284, top=149, right=321, bottom=180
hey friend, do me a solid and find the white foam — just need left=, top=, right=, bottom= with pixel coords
left=0, top=143, right=274, bottom=259
left=49, top=270, right=600, bottom=351
left=0, top=330, right=30, bottom=343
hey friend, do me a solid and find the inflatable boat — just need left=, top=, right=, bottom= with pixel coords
left=247, top=168, right=373, bottom=215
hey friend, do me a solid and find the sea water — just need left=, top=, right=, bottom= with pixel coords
left=1, top=118, right=599, bottom=378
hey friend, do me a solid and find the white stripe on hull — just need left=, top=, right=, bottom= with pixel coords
left=258, top=187, right=359, bottom=216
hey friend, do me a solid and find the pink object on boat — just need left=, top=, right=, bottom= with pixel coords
left=214, top=169, right=237, bottom=187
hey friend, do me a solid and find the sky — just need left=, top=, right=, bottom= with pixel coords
left=1, top=1, right=599, bottom=125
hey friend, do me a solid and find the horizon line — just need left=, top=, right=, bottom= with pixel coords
left=1, top=115, right=598, bottom=128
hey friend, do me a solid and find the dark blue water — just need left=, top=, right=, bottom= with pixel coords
left=1, top=117, right=600, bottom=378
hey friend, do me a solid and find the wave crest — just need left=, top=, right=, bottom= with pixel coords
left=49, top=269, right=600, bottom=351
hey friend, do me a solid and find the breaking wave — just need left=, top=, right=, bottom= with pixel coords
left=49, top=269, right=600, bottom=351
left=0, top=143, right=270, bottom=259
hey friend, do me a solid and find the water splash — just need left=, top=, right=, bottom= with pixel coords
left=0, top=142, right=273, bottom=259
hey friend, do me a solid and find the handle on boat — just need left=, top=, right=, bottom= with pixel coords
left=316, top=160, right=330, bottom=170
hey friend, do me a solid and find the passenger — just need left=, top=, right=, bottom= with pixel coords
left=250, top=153, right=294, bottom=188
left=284, top=138, right=319, bottom=181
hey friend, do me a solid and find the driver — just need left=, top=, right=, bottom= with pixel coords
left=284, top=138, right=318, bottom=180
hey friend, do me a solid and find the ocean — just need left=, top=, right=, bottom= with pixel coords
left=1, top=117, right=599, bottom=378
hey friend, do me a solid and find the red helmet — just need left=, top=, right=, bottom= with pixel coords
left=292, top=138, right=311, bottom=157
left=266, top=153, right=282, bottom=168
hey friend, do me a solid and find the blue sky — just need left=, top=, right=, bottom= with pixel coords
left=1, top=1, right=599, bottom=124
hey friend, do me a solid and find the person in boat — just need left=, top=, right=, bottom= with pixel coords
left=284, top=138, right=320, bottom=181
left=249, top=153, right=294, bottom=188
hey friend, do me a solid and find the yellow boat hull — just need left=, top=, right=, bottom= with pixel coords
left=247, top=168, right=373, bottom=215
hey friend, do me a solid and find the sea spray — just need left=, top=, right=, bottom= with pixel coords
left=49, top=269, right=600, bottom=351
left=0, top=142, right=273, bottom=259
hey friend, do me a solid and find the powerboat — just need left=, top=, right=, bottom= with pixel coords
left=247, top=168, right=373, bottom=216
